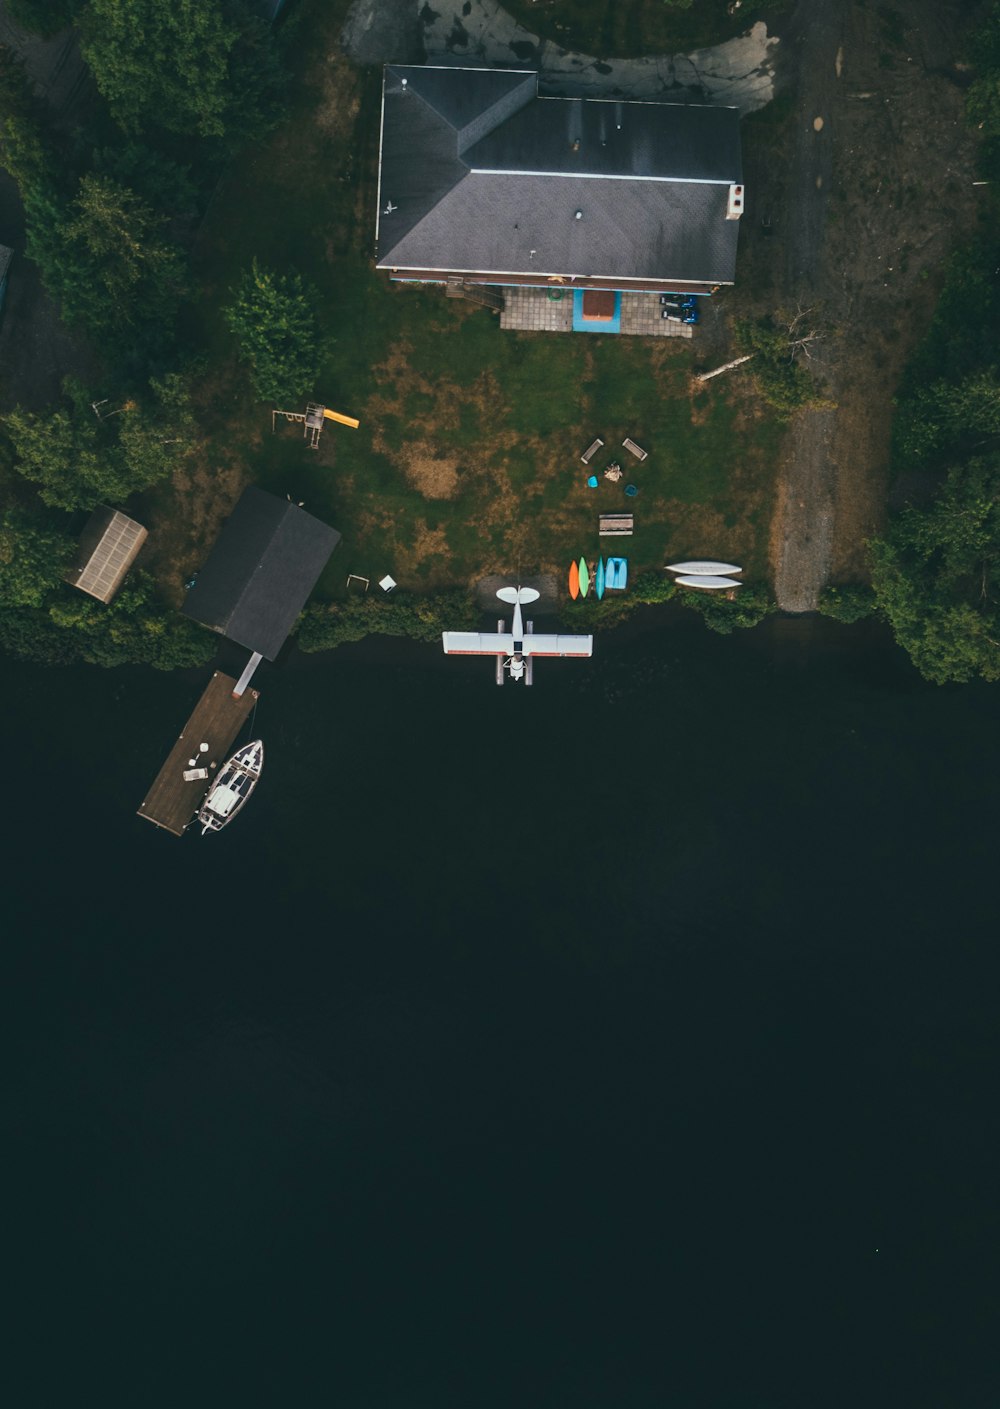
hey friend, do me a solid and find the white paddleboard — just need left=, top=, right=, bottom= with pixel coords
left=666, top=561, right=742, bottom=576
left=674, top=575, right=743, bottom=590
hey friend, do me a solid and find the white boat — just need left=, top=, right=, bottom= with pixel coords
left=666, top=561, right=742, bottom=576
left=197, top=739, right=264, bottom=835
left=674, top=575, right=743, bottom=590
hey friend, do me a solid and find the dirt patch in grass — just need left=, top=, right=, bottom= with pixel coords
left=140, top=450, right=248, bottom=607
left=401, top=445, right=461, bottom=499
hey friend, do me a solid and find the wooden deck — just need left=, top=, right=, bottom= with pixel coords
left=138, top=672, right=259, bottom=836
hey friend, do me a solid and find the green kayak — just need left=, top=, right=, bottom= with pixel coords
left=578, top=557, right=590, bottom=598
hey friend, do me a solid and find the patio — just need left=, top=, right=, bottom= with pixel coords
left=500, top=288, right=695, bottom=338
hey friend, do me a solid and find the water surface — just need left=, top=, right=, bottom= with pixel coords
left=8, top=612, right=998, bottom=1405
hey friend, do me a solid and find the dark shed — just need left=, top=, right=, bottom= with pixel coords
left=183, top=487, right=341, bottom=660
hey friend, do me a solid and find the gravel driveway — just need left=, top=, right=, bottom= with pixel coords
left=342, top=0, right=780, bottom=110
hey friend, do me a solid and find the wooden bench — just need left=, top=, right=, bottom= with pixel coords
left=622, top=438, right=648, bottom=461
left=599, top=514, right=634, bottom=537
left=581, top=437, right=604, bottom=464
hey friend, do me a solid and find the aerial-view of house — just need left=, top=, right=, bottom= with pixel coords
left=375, top=64, right=743, bottom=333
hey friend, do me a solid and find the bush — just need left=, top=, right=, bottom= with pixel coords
left=297, top=589, right=478, bottom=653
left=676, top=581, right=775, bottom=634
left=733, top=316, right=830, bottom=418
left=0, top=570, right=215, bottom=670
left=631, top=570, right=678, bottom=604
left=818, top=583, right=878, bottom=623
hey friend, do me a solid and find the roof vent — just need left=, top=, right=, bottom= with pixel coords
left=726, top=184, right=744, bottom=220
left=574, top=210, right=583, bottom=220
left=571, top=138, right=580, bottom=151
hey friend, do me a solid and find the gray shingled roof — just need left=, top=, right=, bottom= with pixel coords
left=377, top=65, right=742, bottom=285
left=183, top=487, right=341, bottom=661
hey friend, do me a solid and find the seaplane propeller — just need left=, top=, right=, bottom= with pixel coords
left=441, top=585, right=593, bottom=686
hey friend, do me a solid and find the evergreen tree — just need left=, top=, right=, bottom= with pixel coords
left=81, top=0, right=284, bottom=147
left=5, top=376, right=195, bottom=511
left=225, top=259, right=320, bottom=404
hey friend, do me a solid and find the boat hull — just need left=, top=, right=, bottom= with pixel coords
left=674, top=575, right=742, bottom=590
left=198, top=739, right=264, bottom=835
left=606, top=557, right=628, bottom=590
left=666, top=561, right=742, bottom=576
left=568, top=561, right=579, bottom=599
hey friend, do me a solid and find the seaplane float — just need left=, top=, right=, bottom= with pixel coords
left=442, top=585, right=593, bottom=685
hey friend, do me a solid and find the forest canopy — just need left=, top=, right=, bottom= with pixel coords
left=869, top=237, right=1000, bottom=684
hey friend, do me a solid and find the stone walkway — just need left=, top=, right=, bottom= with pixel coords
left=500, top=288, right=694, bottom=338
left=342, top=0, right=779, bottom=111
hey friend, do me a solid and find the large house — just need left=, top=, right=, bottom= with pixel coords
left=375, top=65, right=744, bottom=307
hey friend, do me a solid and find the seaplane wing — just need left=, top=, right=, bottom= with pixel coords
left=521, top=633, right=594, bottom=657
left=442, top=631, right=516, bottom=655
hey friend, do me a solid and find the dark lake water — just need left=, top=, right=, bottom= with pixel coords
left=7, top=610, right=999, bottom=1406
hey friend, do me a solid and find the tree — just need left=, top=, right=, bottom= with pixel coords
left=5, top=375, right=195, bottom=510
left=895, top=372, right=1000, bottom=468
left=80, top=0, right=284, bottom=146
left=733, top=311, right=831, bottom=418
left=869, top=455, right=1000, bottom=684
left=47, top=174, right=185, bottom=341
left=91, top=142, right=196, bottom=218
left=225, top=259, right=320, bottom=404
left=0, top=46, right=64, bottom=206
left=0, top=507, right=75, bottom=607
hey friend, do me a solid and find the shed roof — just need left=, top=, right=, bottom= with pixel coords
left=377, top=66, right=742, bottom=286
left=0, top=245, right=12, bottom=283
left=67, top=506, right=147, bottom=603
left=182, top=487, right=341, bottom=660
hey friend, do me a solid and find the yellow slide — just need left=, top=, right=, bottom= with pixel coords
left=323, top=408, right=360, bottom=429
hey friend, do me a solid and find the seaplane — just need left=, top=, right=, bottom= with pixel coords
left=442, top=585, right=593, bottom=685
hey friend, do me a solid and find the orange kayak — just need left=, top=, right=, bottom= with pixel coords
left=568, top=560, right=580, bottom=599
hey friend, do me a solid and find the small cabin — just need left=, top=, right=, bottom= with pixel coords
left=67, top=506, right=148, bottom=603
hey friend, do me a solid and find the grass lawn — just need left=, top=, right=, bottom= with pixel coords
left=142, top=0, right=784, bottom=608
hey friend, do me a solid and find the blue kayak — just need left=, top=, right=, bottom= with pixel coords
left=606, top=557, right=629, bottom=590
left=595, top=557, right=606, bottom=600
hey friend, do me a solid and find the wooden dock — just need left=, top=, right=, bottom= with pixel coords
left=138, top=672, right=259, bottom=836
